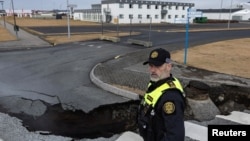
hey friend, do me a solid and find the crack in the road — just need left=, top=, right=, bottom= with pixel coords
left=19, top=89, right=61, bottom=103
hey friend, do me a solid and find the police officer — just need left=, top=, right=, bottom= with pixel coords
left=137, top=48, right=186, bottom=141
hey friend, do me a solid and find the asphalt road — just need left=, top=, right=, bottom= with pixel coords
left=0, top=22, right=250, bottom=140
left=29, top=22, right=250, bottom=34
left=1, top=22, right=250, bottom=114
left=29, top=22, right=250, bottom=48
left=0, top=41, right=140, bottom=113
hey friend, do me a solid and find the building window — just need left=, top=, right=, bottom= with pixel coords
left=129, top=4, right=133, bottom=8
left=138, top=14, right=142, bottom=19
left=138, top=4, right=142, bottom=9
left=168, top=15, right=171, bottom=19
left=175, top=15, right=178, bottom=18
left=147, top=15, right=151, bottom=19
left=182, top=6, right=185, bottom=10
left=155, top=5, right=158, bottom=9
left=176, top=6, right=178, bottom=10
left=182, top=15, right=185, bottom=18
left=168, top=5, right=172, bottom=10
left=147, top=5, right=151, bottom=9
left=119, top=3, right=124, bottom=8
left=129, top=14, right=133, bottom=19
left=119, top=14, right=124, bottom=19
left=155, top=15, right=158, bottom=19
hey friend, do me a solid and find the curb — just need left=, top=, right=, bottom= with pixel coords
left=90, top=63, right=140, bottom=100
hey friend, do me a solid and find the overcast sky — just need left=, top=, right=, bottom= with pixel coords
left=2, top=0, right=250, bottom=10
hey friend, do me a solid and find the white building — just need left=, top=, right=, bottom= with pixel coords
left=196, top=8, right=250, bottom=21
left=74, top=4, right=101, bottom=22
left=73, top=0, right=195, bottom=24
left=6, top=9, right=32, bottom=18
left=197, top=9, right=243, bottom=20
left=196, top=2, right=250, bottom=21
left=232, top=9, right=250, bottom=21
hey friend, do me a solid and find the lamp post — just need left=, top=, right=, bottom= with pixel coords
left=66, top=1, right=77, bottom=39
left=219, top=0, right=223, bottom=20
left=67, top=0, right=70, bottom=38
left=11, top=0, right=18, bottom=38
left=0, top=0, right=6, bottom=28
left=228, top=0, right=233, bottom=29
left=184, top=7, right=190, bottom=65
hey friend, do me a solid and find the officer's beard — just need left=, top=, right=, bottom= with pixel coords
left=150, top=71, right=169, bottom=82
left=150, top=76, right=159, bottom=82
left=150, top=74, right=160, bottom=82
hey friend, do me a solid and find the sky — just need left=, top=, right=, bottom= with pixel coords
left=1, top=0, right=250, bottom=10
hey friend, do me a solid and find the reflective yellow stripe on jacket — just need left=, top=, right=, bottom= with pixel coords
left=144, top=78, right=184, bottom=108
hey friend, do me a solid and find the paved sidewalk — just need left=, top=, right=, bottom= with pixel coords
left=91, top=50, right=250, bottom=98
left=0, top=21, right=51, bottom=51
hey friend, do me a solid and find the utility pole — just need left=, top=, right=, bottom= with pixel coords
left=0, top=0, right=6, bottom=28
left=11, top=0, right=18, bottom=38
left=66, top=0, right=76, bottom=39
left=228, top=0, right=233, bottom=29
left=184, top=7, right=190, bottom=65
left=67, top=0, right=70, bottom=38
left=219, top=0, right=223, bottom=20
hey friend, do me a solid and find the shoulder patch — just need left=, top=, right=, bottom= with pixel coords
left=163, top=101, right=175, bottom=114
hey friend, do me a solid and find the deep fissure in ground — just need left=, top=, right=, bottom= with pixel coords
left=0, top=82, right=249, bottom=139
left=6, top=100, right=140, bottom=139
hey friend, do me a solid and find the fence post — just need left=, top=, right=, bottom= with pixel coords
left=101, top=15, right=104, bottom=35
left=130, top=18, right=132, bottom=38
left=149, top=17, right=152, bottom=42
left=117, top=16, right=119, bottom=37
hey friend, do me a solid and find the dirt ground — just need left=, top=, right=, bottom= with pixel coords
left=1, top=18, right=137, bottom=44
left=171, top=38, right=250, bottom=79
left=0, top=18, right=249, bottom=79
left=0, top=25, right=16, bottom=42
left=7, top=17, right=100, bottom=27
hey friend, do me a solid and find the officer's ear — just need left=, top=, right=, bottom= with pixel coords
left=165, top=63, right=172, bottom=70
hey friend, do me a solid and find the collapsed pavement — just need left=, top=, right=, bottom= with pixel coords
left=0, top=48, right=249, bottom=140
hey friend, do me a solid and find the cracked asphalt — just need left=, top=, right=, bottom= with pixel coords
left=0, top=21, right=250, bottom=141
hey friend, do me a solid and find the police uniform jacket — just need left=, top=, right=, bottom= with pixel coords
left=138, top=75, right=186, bottom=141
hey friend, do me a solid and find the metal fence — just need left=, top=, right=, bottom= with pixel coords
left=100, top=16, right=153, bottom=47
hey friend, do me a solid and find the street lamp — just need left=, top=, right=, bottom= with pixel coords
left=67, top=0, right=70, bottom=38
left=219, top=0, right=223, bottom=20
left=11, top=0, right=18, bottom=38
left=0, top=0, right=6, bottom=28
left=66, top=0, right=77, bottom=39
